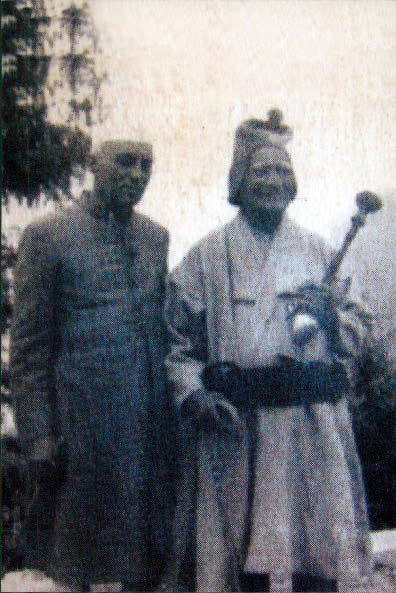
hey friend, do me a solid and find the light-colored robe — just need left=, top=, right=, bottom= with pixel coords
left=165, top=213, right=372, bottom=592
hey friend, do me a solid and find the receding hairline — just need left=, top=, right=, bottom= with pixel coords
left=94, top=140, right=153, bottom=159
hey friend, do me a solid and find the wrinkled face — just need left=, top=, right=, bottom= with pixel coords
left=239, top=146, right=297, bottom=215
left=93, top=142, right=152, bottom=216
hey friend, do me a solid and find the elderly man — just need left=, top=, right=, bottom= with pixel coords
left=165, top=112, right=372, bottom=592
left=10, top=141, right=174, bottom=591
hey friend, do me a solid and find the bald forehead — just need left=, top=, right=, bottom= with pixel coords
left=95, top=140, right=153, bottom=160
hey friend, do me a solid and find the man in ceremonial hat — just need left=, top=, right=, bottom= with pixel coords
left=165, top=111, right=372, bottom=592
left=10, top=140, right=174, bottom=591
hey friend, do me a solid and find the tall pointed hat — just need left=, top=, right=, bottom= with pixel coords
left=229, top=109, right=293, bottom=204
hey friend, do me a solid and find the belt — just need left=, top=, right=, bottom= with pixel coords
left=201, top=358, right=349, bottom=409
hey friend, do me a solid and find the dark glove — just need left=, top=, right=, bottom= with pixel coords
left=202, top=361, right=246, bottom=395
left=180, top=388, right=242, bottom=436
left=202, top=357, right=350, bottom=408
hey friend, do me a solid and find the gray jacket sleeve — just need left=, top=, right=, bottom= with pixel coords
left=165, top=248, right=208, bottom=408
left=10, top=223, right=59, bottom=452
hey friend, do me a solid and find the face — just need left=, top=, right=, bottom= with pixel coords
left=93, top=142, right=152, bottom=217
left=239, top=146, right=297, bottom=215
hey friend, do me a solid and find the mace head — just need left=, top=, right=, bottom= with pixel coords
left=356, top=191, right=382, bottom=214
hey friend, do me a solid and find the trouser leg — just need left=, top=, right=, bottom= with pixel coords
left=242, top=572, right=337, bottom=592
left=240, top=572, right=270, bottom=591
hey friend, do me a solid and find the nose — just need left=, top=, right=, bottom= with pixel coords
left=130, top=160, right=144, bottom=179
left=265, top=171, right=282, bottom=186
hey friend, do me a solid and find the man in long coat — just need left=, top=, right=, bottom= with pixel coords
left=165, top=113, right=372, bottom=592
left=10, top=140, right=174, bottom=591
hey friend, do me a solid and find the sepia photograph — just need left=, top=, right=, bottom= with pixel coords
left=2, top=1, right=395, bottom=591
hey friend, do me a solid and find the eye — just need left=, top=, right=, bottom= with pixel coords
left=115, top=153, right=137, bottom=167
left=253, top=166, right=271, bottom=178
left=141, top=158, right=152, bottom=173
left=275, top=165, right=292, bottom=175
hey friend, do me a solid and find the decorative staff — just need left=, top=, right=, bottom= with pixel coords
left=283, top=190, right=382, bottom=345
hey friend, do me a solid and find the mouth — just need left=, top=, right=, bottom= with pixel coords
left=254, top=185, right=281, bottom=197
left=255, top=189, right=288, bottom=202
left=247, top=188, right=292, bottom=212
left=116, top=183, right=144, bottom=200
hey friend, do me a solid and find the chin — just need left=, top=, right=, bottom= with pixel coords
left=254, top=205, right=288, bottom=217
left=111, top=203, right=132, bottom=219
left=129, top=191, right=145, bottom=205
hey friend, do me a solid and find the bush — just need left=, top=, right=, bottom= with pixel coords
left=353, top=340, right=396, bottom=529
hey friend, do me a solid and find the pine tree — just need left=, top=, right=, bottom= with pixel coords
left=2, top=0, right=101, bottom=205
left=46, top=1, right=106, bottom=137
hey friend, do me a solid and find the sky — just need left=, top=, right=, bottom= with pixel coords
left=3, top=0, right=395, bottom=267
left=88, top=0, right=395, bottom=264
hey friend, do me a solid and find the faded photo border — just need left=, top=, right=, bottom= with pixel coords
left=2, top=1, right=395, bottom=591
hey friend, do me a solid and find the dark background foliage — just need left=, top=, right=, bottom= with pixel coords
left=2, top=0, right=103, bottom=204
left=353, top=342, right=396, bottom=530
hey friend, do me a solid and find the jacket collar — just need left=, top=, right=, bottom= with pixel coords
left=79, top=190, right=134, bottom=226
left=79, top=190, right=110, bottom=220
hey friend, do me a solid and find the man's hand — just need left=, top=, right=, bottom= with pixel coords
left=27, top=435, right=58, bottom=462
left=289, top=282, right=344, bottom=329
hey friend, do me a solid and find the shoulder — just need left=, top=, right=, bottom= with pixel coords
left=179, top=220, right=230, bottom=263
left=130, top=212, right=169, bottom=246
left=170, top=223, right=227, bottom=285
left=15, top=212, right=76, bottom=270
left=20, top=206, right=86, bottom=237
left=16, top=207, right=97, bottom=263
left=17, top=209, right=72, bottom=250
left=285, top=218, right=334, bottom=261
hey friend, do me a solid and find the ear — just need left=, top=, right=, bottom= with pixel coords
left=287, top=171, right=298, bottom=199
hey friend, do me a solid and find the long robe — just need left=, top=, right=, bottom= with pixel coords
left=165, top=213, right=372, bottom=592
left=10, top=201, right=175, bottom=587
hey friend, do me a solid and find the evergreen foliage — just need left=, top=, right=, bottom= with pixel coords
left=2, top=0, right=100, bottom=204
left=1, top=235, right=17, bottom=334
left=56, top=2, right=106, bottom=128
